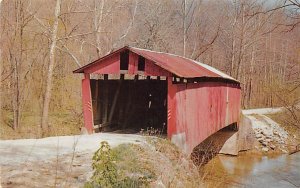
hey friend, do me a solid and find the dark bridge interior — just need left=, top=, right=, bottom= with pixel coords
left=90, top=77, right=167, bottom=134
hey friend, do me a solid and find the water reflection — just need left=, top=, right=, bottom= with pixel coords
left=200, top=152, right=300, bottom=187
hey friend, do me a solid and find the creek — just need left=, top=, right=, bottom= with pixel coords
left=200, top=152, right=300, bottom=187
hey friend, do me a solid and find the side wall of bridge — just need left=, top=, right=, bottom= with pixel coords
left=167, top=78, right=241, bottom=154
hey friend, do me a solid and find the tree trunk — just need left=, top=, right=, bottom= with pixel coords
left=41, top=0, right=61, bottom=133
left=94, top=0, right=105, bottom=58
left=183, top=0, right=186, bottom=56
left=12, top=58, right=20, bottom=130
left=12, top=0, right=23, bottom=130
left=247, top=45, right=255, bottom=108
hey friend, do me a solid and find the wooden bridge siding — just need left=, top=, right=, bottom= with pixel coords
left=167, top=81, right=241, bottom=154
left=82, top=73, right=94, bottom=134
left=83, top=52, right=170, bottom=77
left=228, top=84, right=241, bottom=126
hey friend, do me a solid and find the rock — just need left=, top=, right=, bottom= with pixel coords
left=257, top=138, right=264, bottom=142
left=261, top=141, right=268, bottom=146
left=269, top=144, right=276, bottom=150
left=256, top=133, right=263, bottom=138
left=265, top=135, right=272, bottom=139
left=262, top=147, right=269, bottom=152
left=265, top=137, right=272, bottom=141
left=277, top=134, right=283, bottom=139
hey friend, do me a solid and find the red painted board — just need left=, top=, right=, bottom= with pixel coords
left=82, top=74, right=94, bottom=133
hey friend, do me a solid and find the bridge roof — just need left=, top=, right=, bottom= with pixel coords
left=74, top=46, right=238, bottom=82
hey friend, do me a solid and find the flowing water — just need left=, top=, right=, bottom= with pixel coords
left=200, top=152, right=300, bottom=188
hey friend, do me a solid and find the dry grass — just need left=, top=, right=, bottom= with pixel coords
left=0, top=109, right=82, bottom=139
left=268, top=110, right=300, bottom=142
left=88, top=138, right=204, bottom=188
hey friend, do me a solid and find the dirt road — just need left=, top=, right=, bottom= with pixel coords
left=0, top=133, right=145, bottom=187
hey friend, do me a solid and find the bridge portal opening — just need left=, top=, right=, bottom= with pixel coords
left=90, top=75, right=168, bottom=134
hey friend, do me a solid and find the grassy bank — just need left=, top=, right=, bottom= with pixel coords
left=1, top=110, right=82, bottom=139
left=268, top=110, right=300, bottom=142
left=85, top=138, right=203, bottom=188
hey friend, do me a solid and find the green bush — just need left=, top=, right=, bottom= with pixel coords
left=84, top=142, right=151, bottom=188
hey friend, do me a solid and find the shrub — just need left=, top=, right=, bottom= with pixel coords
left=84, top=142, right=151, bottom=188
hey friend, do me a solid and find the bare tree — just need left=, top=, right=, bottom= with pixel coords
left=0, top=0, right=3, bottom=131
left=1, top=0, right=34, bottom=130
left=181, top=0, right=200, bottom=57
left=1, top=0, right=299, bottom=138
left=41, top=0, right=61, bottom=132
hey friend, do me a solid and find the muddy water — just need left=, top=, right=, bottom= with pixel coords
left=200, top=152, right=300, bottom=188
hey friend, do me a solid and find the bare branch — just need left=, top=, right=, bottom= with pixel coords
left=56, top=32, right=95, bottom=41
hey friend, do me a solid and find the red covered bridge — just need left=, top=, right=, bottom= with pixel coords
left=73, top=46, right=241, bottom=154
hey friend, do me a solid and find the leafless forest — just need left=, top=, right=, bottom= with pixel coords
left=0, top=0, right=299, bottom=136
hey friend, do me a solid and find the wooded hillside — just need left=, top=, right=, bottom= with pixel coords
left=1, top=0, right=299, bottom=137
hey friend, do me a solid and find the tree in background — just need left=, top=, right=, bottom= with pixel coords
left=0, top=0, right=299, bottom=137
left=41, top=0, right=61, bottom=133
